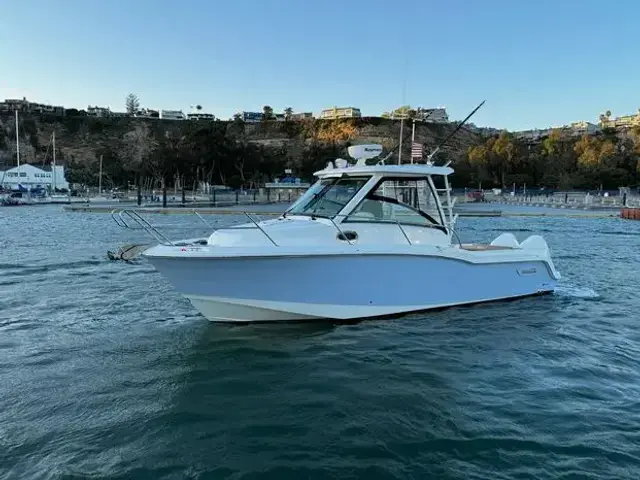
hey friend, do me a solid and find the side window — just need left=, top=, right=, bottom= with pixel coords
left=346, top=178, right=443, bottom=226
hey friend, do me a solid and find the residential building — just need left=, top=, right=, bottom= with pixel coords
left=0, top=163, right=70, bottom=190
left=160, top=110, right=186, bottom=120
left=87, top=105, right=112, bottom=117
left=567, top=121, right=600, bottom=136
left=600, top=112, right=640, bottom=130
left=239, top=111, right=263, bottom=123
left=320, top=107, right=362, bottom=119
left=187, top=112, right=215, bottom=121
left=513, top=129, right=551, bottom=142
left=134, top=108, right=159, bottom=118
left=0, top=97, right=64, bottom=116
left=416, top=107, right=448, bottom=123
left=290, top=112, right=314, bottom=120
left=0, top=98, right=30, bottom=112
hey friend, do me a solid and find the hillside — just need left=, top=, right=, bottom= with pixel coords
left=0, top=114, right=483, bottom=190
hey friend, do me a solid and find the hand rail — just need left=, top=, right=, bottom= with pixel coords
left=394, top=221, right=412, bottom=245
left=194, top=211, right=213, bottom=229
left=124, top=210, right=176, bottom=245
left=110, top=208, right=463, bottom=249
left=244, top=212, right=278, bottom=247
left=328, top=217, right=353, bottom=245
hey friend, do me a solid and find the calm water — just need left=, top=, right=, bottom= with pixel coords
left=1, top=205, right=640, bottom=479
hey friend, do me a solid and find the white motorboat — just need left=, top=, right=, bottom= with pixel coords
left=134, top=144, right=560, bottom=323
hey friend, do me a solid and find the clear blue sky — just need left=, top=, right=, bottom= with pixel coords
left=1, top=0, right=638, bottom=130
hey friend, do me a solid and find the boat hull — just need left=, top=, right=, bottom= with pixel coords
left=144, top=252, right=558, bottom=323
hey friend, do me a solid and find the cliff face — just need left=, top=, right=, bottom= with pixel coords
left=0, top=114, right=483, bottom=188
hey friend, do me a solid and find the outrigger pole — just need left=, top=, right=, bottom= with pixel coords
left=425, top=100, right=486, bottom=165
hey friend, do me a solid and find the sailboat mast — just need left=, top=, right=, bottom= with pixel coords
left=410, top=120, right=416, bottom=165
left=15, top=110, right=20, bottom=171
left=52, top=131, right=56, bottom=190
left=398, top=117, right=404, bottom=165
left=98, top=154, right=103, bottom=195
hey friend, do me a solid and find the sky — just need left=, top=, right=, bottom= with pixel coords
left=1, top=0, right=638, bottom=130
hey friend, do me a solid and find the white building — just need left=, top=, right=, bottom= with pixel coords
left=0, top=164, right=70, bottom=191
left=320, top=107, right=362, bottom=119
left=160, top=110, right=186, bottom=120
left=87, top=105, right=112, bottom=117
left=187, top=112, right=215, bottom=121
left=567, top=121, right=600, bottom=136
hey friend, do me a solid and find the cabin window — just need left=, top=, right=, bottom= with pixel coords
left=285, top=176, right=369, bottom=218
left=345, top=177, right=445, bottom=228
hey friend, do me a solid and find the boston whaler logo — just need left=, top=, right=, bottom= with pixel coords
left=517, top=267, right=537, bottom=276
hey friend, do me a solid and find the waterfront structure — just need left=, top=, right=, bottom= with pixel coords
left=0, top=163, right=70, bottom=190
left=320, top=107, right=362, bottom=119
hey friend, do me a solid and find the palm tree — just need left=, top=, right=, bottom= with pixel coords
left=196, top=105, right=202, bottom=111
left=284, top=107, right=293, bottom=120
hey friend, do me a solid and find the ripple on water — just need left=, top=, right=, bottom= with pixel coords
left=1, top=206, right=640, bottom=479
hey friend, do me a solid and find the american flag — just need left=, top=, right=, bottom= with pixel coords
left=411, top=142, right=423, bottom=160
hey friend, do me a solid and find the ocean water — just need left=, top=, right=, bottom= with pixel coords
left=1, top=205, right=639, bottom=479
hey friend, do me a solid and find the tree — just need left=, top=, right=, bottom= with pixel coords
left=382, top=105, right=415, bottom=119
left=125, top=94, right=140, bottom=115
left=492, top=131, right=516, bottom=187
left=262, top=105, right=273, bottom=121
left=542, top=129, right=562, bottom=157
left=284, top=107, right=293, bottom=120
left=196, top=105, right=202, bottom=111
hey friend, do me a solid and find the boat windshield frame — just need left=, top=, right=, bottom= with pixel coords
left=341, top=175, right=447, bottom=231
left=283, top=175, right=371, bottom=219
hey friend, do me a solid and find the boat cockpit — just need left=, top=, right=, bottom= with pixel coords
left=283, top=164, right=454, bottom=238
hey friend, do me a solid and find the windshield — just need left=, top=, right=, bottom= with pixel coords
left=285, top=176, right=370, bottom=218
